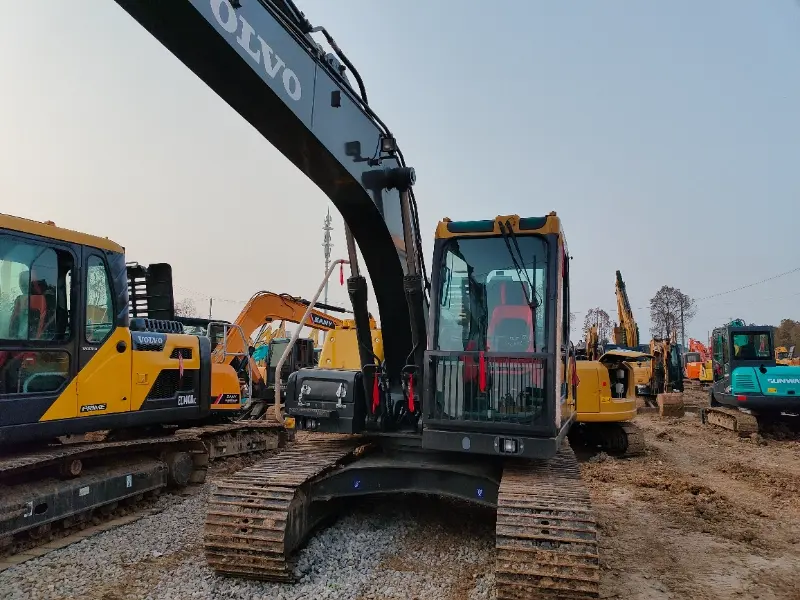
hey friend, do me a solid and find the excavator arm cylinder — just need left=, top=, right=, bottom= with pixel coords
left=395, top=169, right=426, bottom=381
left=347, top=275, right=377, bottom=402
left=403, top=274, right=426, bottom=384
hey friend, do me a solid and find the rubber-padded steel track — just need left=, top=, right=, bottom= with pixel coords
left=702, top=407, right=758, bottom=437
left=495, top=443, right=599, bottom=599
left=204, top=435, right=367, bottom=581
left=621, top=423, right=646, bottom=456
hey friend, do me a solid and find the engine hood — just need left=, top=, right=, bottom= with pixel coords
left=732, top=366, right=800, bottom=396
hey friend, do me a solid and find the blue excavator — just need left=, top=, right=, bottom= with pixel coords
left=704, top=319, right=800, bottom=435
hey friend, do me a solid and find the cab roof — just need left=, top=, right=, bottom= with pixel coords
left=435, top=213, right=563, bottom=239
left=0, top=213, right=124, bottom=254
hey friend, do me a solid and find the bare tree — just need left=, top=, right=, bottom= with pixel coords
left=583, top=308, right=612, bottom=343
left=175, top=298, right=199, bottom=318
left=649, top=285, right=696, bottom=340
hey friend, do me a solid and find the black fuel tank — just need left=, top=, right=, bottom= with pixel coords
left=285, top=368, right=366, bottom=434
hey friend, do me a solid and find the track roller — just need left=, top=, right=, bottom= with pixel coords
left=58, top=458, right=83, bottom=479
left=165, top=451, right=194, bottom=487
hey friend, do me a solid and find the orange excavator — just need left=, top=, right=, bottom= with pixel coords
left=685, top=338, right=712, bottom=385
left=206, top=292, right=346, bottom=409
left=203, top=291, right=379, bottom=418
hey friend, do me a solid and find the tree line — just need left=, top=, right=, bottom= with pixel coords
left=579, top=284, right=799, bottom=351
left=583, top=285, right=697, bottom=344
left=580, top=285, right=696, bottom=345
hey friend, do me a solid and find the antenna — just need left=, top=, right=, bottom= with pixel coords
left=322, top=208, right=334, bottom=344
left=322, top=207, right=333, bottom=306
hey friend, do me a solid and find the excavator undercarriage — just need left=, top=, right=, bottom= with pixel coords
left=0, top=420, right=288, bottom=557
left=569, top=421, right=645, bottom=457
left=205, top=434, right=600, bottom=598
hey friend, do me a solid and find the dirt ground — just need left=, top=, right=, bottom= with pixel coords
left=583, top=384, right=800, bottom=600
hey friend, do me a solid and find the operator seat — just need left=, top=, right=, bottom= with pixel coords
left=487, top=281, right=533, bottom=352
left=1, top=269, right=53, bottom=394
left=8, top=270, right=50, bottom=340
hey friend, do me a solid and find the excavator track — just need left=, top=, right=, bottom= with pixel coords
left=569, top=422, right=645, bottom=458
left=620, top=422, right=646, bottom=456
left=701, top=406, right=759, bottom=437
left=495, top=443, right=599, bottom=599
left=0, top=422, right=286, bottom=557
left=204, top=435, right=368, bottom=580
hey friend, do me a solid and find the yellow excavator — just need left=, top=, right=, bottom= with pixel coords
left=642, top=334, right=685, bottom=414
left=570, top=347, right=647, bottom=456
left=0, top=214, right=295, bottom=548
left=611, top=270, right=652, bottom=398
left=569, top=270, right=646, bottom=456
left=775, top=345, right=799, bottom=366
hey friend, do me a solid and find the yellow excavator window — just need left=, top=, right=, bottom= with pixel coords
left=85, top=256, right=114, bottom=344
left=0, top=234, right=73, bottom=394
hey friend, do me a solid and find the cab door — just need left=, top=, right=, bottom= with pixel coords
left=76, top=251, right=132, bottom=416
left=0, top=231, right=79, bottom=427
left=711, top=329, right=731, bottom=400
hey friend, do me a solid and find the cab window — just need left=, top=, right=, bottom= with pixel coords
left=732, top=332, right=771, bottom=360
left=0, top=235, right=73, bottom=342
left=0, top=234, right=73, bottom=395
left=85, top=256, right=114, bottom=343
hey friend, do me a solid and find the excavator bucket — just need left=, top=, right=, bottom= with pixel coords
left=657, top=392, right=685, bottom=418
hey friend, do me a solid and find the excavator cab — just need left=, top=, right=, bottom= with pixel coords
left=428, top=217, right=552, bottom=435
left=0, top=214, right=212, bottom=445
left=288, top=213, right=574, bottom=458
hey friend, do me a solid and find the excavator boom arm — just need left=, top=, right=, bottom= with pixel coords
left=614, top=270, right=639, bottom=348
left=235, top=292, right=345, bottom=341
left=211, top=291, right=348, bottom=386
left=112, top=0, right=425, bottom=377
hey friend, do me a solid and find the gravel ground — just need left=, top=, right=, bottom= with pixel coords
left=0, top=485, right=496, bottom=600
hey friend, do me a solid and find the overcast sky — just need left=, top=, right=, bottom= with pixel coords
left=1, top=1, right=799, bottom=344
